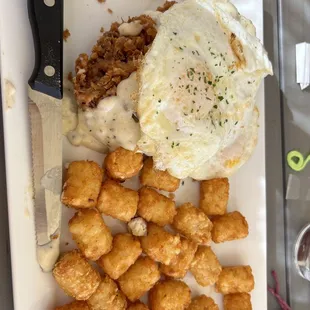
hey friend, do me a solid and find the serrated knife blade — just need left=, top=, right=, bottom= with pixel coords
left=28, top=90, right=62, bottom=272
left=29, top=101, right=49, bottom=246
left=28, top=0, right=63, bottom=272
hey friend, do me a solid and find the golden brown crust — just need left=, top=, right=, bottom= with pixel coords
left=117, top=256, right=160, bottom=302
left=211, top=211, right=249, bottom=243
left=189, top=246, right=222, bottom=287
left=73, top=16, right=157, bottom=108
left=138, top=187, right=176, bottom=226
left=187, top=295, right=219, bottom=310
left=87, top=275, right=127, bottom=310
left=149, top=280, right=191, bottom=310
left=141, top=223, right=181, bottom=265
left=97, top=233, right=142, bottom=279
left=156, top=1, right=176, bottom=12
left=229, top=33, right=246, bottom=69
left=216, top=266, right=255, bottom=294
left=62, top=161, right=103, bottom=209
left=63, top=29, right=71, bottom=42
left=104, top=147, right=143, bottom=181
left=53, top=250, right=101, bottom=300
left=97, top=179, right=138, bottom=222
left=199, top=178, right=229, bottom=216
left=160, top=237, right=197, bottom=279
left=172, top=203, right=213, bottom=244
left=69, top=209, right=113, bottom=261
left=140, top=158, right=180, bottom=192
left=55, top=301, right=89, bottom=310
left=127, top=302, right=149, bottom=310
left=224, top=293, right=252, bottom=310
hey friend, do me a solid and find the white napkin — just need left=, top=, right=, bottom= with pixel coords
left=296, top=43, right=310, bottom=90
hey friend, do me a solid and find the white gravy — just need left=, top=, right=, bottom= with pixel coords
left=118, top=21, right=143, bottom=36
left=63, top=72, right=140, bottom=153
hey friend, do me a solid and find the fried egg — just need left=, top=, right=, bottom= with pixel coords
left=137, top=0, right=273, bottom=179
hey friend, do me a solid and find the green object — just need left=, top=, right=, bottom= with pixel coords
left=287, top=150, right=310, bottom=172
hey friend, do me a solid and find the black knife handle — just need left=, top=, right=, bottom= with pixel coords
left=28, top=0, right=63, bottom=99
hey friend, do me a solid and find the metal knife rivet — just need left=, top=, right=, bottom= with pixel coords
left=43, top=0, right=55, bottom=7
left=44, top=65, right=55, bottom=77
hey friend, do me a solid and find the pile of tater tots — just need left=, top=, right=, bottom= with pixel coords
left=54, top=147, right=254, bottom=310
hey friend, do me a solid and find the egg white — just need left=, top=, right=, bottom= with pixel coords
left=137, top=0, right=273, bottom=179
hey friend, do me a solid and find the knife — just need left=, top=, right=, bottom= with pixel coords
left=27, top=0, right=63, bottom=272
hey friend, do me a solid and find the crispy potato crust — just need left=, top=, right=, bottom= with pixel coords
left=211, top=211, right=249, bottom=243
left=97, top=233, right=142, bottom=279
left=55, top=301, right=89, bottom=310
left=140, top=158, right=180, bottom=192
left=69, top=209, right=113, bottom=260
left=62, top=161, right=103, bottom=208
left=190, top=246, right=222, bottom=287
left=149, top=279, right=191, bottom=310
left=157, top=1, right=176, bottom=12
left=127, top=302, right=149, bottom=310
left=97, top=179, right=138, bottom=222
left=117, top=256, right=160, bottom=302
left=73, top=2, right=175, bottom=108
left=187, top=295, right=219, bottom=310
left=172, top=203, right=213, bottom=244
left=199, top=178, right=229, bottom=216
left=74, top=16, right=157, bottom=109
left=138, top=187, right=176, bottom=226
left=160, top=237, right=197, bottom=278
left=216, top=266, right=255, bottom=294
left=224, top=293, right=252, bottom=310
left=141, top=223, right=181, bottom=265
left=53, top=250, right=100, bottom=300
left=87, top=275, right=127, bottom=310
left=104, top=147, right=143, bottom=181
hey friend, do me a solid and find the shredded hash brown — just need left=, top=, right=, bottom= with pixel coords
left=73, top=2, right=175, bottom=109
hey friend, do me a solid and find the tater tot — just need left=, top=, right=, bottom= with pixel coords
left=190, top=246, right=222, bottom=287
left=160, top=237, right=197, bottom=278
left=138, top=187, right=176, bottom=226
left=55, top=301, right=89, bottom=310
left=141, top=223, right=181, bottom=265
left=224, top=293, right=252, bottom=310
left=62, top=161, right=103, bottom=208
left=97, top=180, right=138, bottom=222
left=104, top=147, right=143, bottom=181
left=117, top=256, right=160, bottom=302
left=149, top=280, right=191, bottom=310
left=127, top=302, right=149, bottom=310
left=97, top=233, right=142, bottom=279
left=172, top=203, right=213, bottom=244
left=140, top=158, right=180, bottom=192
left=53, top=250, right=100, bottom=300
left=216, top=266, right=255, bottom=294
left=211, top=211, right=249, bottom=243
left=87, top=275, right=127, bottom=310
left=69, top=209, right=113, bottom=261
left=187, top=295, right=219, bottom=310
left=200, top=178, right=229, bottom=216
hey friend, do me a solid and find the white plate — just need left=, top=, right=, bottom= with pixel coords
left=0, top=1, right=266, bottom=309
